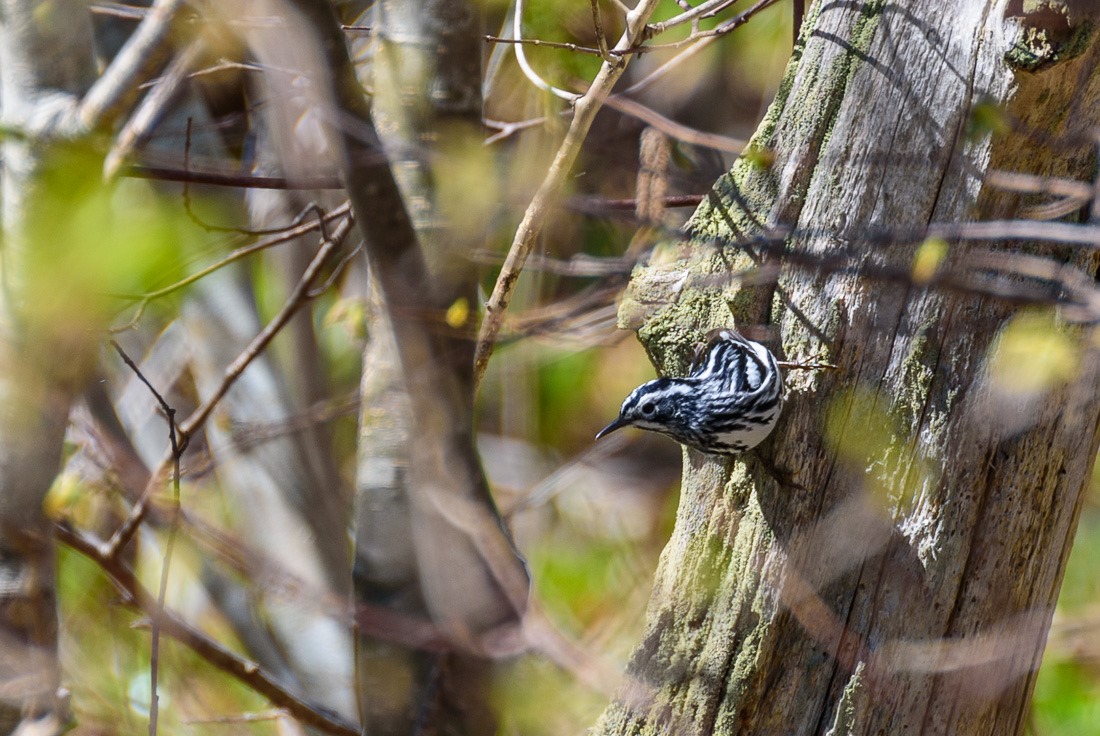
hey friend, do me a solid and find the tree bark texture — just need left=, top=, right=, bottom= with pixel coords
left=597, top=2, right=1100, bottom=734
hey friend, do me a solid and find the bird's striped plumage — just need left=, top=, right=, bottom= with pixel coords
left=596, top=329, right=783, bottom=455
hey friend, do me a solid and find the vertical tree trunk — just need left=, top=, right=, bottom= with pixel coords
left=596, top=2, right=1100, bottom=734
left=354, top=1, right=513, bottom=732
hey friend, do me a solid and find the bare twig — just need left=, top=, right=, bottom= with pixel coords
left=473, top=0, right=665, bottom=388
left=134, top=216, right=353, bottom=535
left=483, top=116, right=547, bottom=145
left=926, top=219, right=1100, bottom=246
left=109, top=204, right=351, bottom=333
left=103, top=344, right=179, bottom=559
left=590, top=0, right=619, bottom=65
left=567, top=193, right=704, bottom=214
left=484, top=34, right=603, bottom=57
left=105, top=39, right=205, bottom=178
left=624, top=0, right=780, bottom=94
left=621, top=0, right=782, bottom=56
left=985, top=169, right=1093, bottom=200
left=56, top=524, right=360, bottom=736
left=646, top=0, right=740, bottom=36
left=90, top=1, right=148, bottom=20
left=512, top=0, right=583, bottom=100
left=176, top=216, right=353, bottom=443
left=124, top=164, right=345, bottom=190
left=603, top=94, right=746, bottom=153
left=80, top=0, right=189, bottom=130
left=108, top=341, right=181, bottom=736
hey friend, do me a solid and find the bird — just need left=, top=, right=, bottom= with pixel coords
left=595, top=328, right=784, bottom=455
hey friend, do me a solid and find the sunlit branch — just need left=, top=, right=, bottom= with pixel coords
left=484, top=116, right=547, bottom=145
left=474, top=0, right=665, bottom=388
left=484, top=34, right=604, bottom=57
left=620, top=0, right=783, bottom=55
left=646, top=0, right=742, bottom=36
left=56, top=524, right=361, bottom=736
left=80, top=0, right=189, bottom=130
left=624, top=0, right=781, bottom=94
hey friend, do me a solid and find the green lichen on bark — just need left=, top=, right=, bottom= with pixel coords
left=619, top=0, right=893, bottom=375
left=1005, top=20, right=1093, bottom=70
left=1005, top=0, right=1094, bottom=72
left=594, top=460, right=780, bottom=735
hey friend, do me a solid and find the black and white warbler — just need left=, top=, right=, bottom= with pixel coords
left=596, top=328, right=783, bottom=455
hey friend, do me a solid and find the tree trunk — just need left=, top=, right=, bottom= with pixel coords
left=596, top=2, right=1100, bottom=734
left=354, top=1, right=514, bottom=732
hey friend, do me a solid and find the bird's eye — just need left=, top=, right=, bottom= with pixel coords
left=640, top=402, right=656, bottom=416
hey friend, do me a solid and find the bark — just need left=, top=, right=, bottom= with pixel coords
left=596, top=2, right=1100, bottom=735
left=273, top=0, right=529, bottom=652
left=354, top=1, right=507, bottom=732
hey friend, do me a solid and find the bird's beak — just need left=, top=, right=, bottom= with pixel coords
left=595, top=417, right=630, bottom=440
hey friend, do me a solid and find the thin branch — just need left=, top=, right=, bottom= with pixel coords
left=107, top=341, right=181, bottom=736
left=470, top=249, right=636, bottom=277
left=646, top=0, right=741, bottom=36
left=79, top=0, right=190, bottom=130
left=602, top=94, right=746, bottom=153
left=103, top=344, right=178, bottom=558
left=484, top=116, right=547, bottom=145
left=109, top=204, right=351, bottom=333
left=56, top=524, right=360, bottom=736
left=134, top=216, right=353, bottom=534
left=984, top=169, right=1094, bottom=200
left=177, top=216, right=353, bottom=443
left=590, top=0, right=619, bottom=65
left=90, top=2, right=148, bottom=20
left=624, top=0, right=780, bottom=94
left=620, top=0, right=782, bottom=55
left=124, top=164, right=345, bottom=190
left=512, top=0, right=584, bottom=100
left=473, top=0, right=665, bottom=388
left=926, top=219, right=1100, bottom=245
left=567, top=193, right=704, bottom=214
left=484, top=35, right=603, bottom=57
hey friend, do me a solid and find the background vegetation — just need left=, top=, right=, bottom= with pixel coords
left=4, top=0, right=1097, bottom=733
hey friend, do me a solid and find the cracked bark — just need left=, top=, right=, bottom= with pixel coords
left=595, top=2, right=1100, bottom=734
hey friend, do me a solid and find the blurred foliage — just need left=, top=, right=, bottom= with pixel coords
left=60, top=546, right=282, bottom=735
left=1034, top=489, right=1100, bottom=736
left=32, top=0, right=1100, bottom=733
left=988, top=310, right=1080, bottom=396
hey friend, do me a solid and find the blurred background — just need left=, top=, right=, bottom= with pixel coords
left=29, top=0, right=1100, bottom=733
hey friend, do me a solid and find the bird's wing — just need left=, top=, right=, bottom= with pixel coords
left=690, top=328, right=748, bottom=374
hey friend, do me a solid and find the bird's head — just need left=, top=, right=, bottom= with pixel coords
left=595, top=378, right=692, bottom=441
